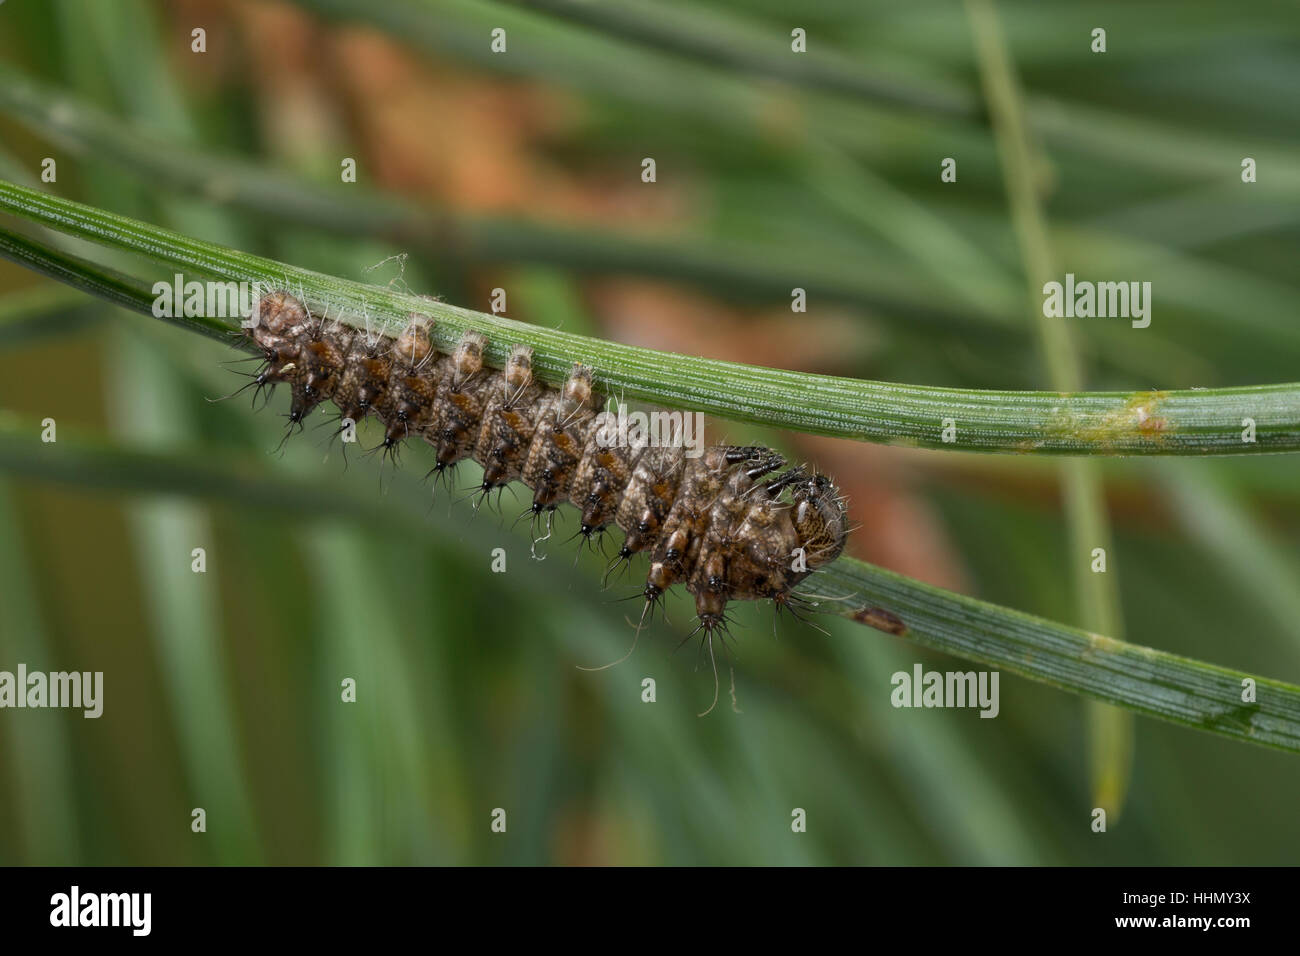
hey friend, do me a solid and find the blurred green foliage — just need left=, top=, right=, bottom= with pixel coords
left=0, top=0, right=1297, bottom=864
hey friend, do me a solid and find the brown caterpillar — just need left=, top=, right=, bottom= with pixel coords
left=242, top=291, right=849, bottom=644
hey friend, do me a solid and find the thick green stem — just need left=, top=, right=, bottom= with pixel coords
left=1, top=416, right=1297, bottom=755
left=3, top=180, right=1299, bottom=456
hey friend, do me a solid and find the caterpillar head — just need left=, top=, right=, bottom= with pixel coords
left=791, top=474, right=848, bottom=569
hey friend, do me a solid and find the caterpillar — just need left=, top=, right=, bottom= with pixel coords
left=241, top=290, right=850, bottom=645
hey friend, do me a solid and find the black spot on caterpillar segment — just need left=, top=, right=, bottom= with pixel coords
left=243, top=291, right=850, bottom=638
